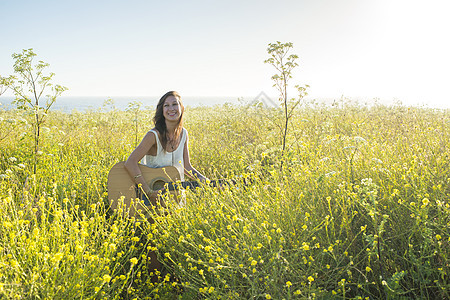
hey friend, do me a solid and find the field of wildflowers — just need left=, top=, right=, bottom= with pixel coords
left=0, top=101, right=449, bottom=299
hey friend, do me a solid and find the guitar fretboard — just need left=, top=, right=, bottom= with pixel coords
left=166, top=179, right=231, bottom=191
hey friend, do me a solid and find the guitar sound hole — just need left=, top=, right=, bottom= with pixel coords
left=152, top=180, right=166, bottom=191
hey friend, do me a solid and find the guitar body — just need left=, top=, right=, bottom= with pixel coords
left=107, top=161, right=181, bottom=217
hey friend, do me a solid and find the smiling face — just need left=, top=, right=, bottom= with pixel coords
left=163, top=95, right=182, bottom=121
left=153, top=91, right=185, bottom=146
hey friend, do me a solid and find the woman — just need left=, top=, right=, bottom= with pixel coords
left=124, top=91, right=208, bottom=207
left=124, top=91, right=207, bottom=279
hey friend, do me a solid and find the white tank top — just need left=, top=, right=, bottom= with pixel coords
left=140, top=128, right=187, bottom=181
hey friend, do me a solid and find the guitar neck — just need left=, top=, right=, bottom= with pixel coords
left=166, top=179, right=230, bottom=191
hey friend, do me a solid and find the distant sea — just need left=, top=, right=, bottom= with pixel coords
left=0, top=96, right=251, bottom=112
left=1, top=95, right=445, bottom=112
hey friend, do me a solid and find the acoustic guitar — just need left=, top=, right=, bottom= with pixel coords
left=107, top=161, right=229, bottom=217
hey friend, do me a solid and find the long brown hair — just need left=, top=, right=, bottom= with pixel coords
left=153, top=91, right=185, bottom=151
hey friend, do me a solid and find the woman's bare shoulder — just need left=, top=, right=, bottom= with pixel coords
left=142, top=129, right=158, bottom=144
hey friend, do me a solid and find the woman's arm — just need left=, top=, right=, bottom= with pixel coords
left=124, top=131, right=156, bottom=195
left=183, top=134, right=208, bottom=182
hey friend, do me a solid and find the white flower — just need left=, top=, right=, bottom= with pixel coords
left=354, top=136, right=367, bottom=144
left=361, top=178, right=373, bottom=186
left=8, top=157, right=17, bottom=163
left=372, top=158, right=383, bottom=164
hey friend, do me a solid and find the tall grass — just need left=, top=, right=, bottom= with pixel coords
left=0, top=102, right=448, bottom=299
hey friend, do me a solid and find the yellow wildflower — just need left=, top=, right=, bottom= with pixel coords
left=53, top=252, right=63, bottom=263
left=3, top=221, right=13, bottom=228
left=130, top=257, right=138, bottom=265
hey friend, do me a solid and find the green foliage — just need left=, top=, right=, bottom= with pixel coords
left=126, top=101, right=143, bottom=148
left=264, top=41, right=309, bottom=158
left=9, top=49, right=67, bottom=112
left=0, top=103, right=449, bottom=299
left=4, top=48, right=68, bottom=174
left=0, top=75, right=14, bottom=96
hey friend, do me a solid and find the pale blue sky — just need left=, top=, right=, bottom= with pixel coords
left=1, top=0, right=449, bottom=108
